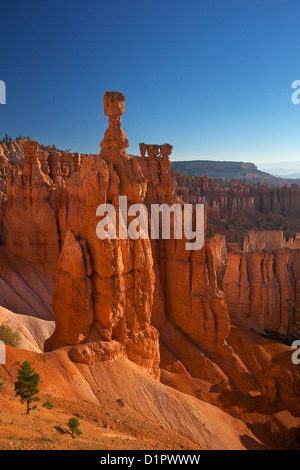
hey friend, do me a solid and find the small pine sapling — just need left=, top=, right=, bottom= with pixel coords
left=68, top=417, right=82, bottom=438
left=14, top=361, right=40, bottom=414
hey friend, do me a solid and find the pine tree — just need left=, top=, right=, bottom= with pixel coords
left=68, top=417, right=82, bottom=438
left=14, top=361, right=40, bottom=414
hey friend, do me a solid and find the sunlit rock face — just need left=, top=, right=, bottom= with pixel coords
left=223, top=246, right=300, bottom=332
left=206, top=230, right=300, bottom=333
left=5, top=140, right=60, bottom=271
left=172, top=172, right=300, bottom=232
left=137, top=142, right=232, bottom=359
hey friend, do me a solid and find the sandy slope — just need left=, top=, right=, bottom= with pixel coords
left=0, top=308, right=299, bottom=449
left=0, top=346, right=265, bottom=450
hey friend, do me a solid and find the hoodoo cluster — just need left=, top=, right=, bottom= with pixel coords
left=139, top=143, right=173, bottom=160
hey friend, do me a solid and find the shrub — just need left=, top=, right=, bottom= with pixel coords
left=42, top=400, right=54, bottom=410
left=0, top=322, right=20, bottom=347
left=68, top=417, right=82, bottom=438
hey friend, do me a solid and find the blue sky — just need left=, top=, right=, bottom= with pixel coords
left=0, top=0, right=300, bottom=165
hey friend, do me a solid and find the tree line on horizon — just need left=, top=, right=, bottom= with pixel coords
left=0, top=134, right=30, bottom=143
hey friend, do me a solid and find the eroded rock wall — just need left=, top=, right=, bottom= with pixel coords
left=209, top=232, right=300, bottom=332
left=173, top=172, right=300, bottom=230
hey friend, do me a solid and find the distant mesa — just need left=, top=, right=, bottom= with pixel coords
left=172, top=160, right=300, bottom=187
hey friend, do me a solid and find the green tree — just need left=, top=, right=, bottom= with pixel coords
left=14, top=361, right=40, bottom=414
left=68, top=417, right=82, bottom=438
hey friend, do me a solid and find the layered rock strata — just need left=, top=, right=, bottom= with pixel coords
left=208, top=231, right=300, bottom=333
left=172, top=172, right=300, bottom=230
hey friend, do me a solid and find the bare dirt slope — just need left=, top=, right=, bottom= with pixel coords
left=0, top=346, right=265, bottom=450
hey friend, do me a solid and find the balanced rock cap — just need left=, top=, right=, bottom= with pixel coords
left=103, top=91, right=126, bottom=117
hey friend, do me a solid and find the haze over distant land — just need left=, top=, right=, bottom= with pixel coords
left=257, top=160, right=300, bottom=179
